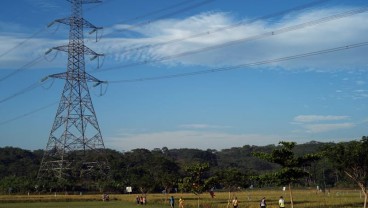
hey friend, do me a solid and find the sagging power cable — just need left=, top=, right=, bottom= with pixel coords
left=108, top=42, right=368, bottom=83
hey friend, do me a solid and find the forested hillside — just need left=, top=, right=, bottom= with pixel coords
left=0, top=141, right=354, bottom=194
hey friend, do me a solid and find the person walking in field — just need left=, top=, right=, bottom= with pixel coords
left=260, top=197, right=266, bottom=208
left=136, top=195, right=140, bottom=205
left=143, top=196, right=146, bottom=205
left=140, top=196, right=144, bottom=205
left=179, top=197, right=184, bottom=208
left=279, top=196, right=285, bottom=208
left=232, top=196, right=238, bottom=208
left=169, top=196, right=175, bottom=208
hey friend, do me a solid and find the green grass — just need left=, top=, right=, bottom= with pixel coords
left=0, top=189, right=365, bottom=208
left=0, top=201, right=166, bottom=208
left=0, top=201, right=127, bottom=208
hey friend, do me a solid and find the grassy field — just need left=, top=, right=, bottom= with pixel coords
left=0, top=189, right=364, bottom=208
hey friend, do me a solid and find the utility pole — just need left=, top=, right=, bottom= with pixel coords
left=38, top=0, right=109, bottom=184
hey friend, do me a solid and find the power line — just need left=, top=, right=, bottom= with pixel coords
left=0, top=101, right=58, bottom=126
left=85, top=0, right=114, bottom=12
left=115, top=0, right=331, bottom=54
left=100, top=6, right=368, bottom=72
left=0, top=0, right=211, bottom=121
left=0, top=78, right=108, bottom=124
left=114, top=0, right=199, bottom=24
left=0, top=0, right=330, bottom=82
left=0, top=81, right=43, bottom=104
left=108, top=41, right=368, bottom=83
left=2, top=2, right=365, bottom=101
left=0, top=0, right=107, bottom=60
left=0, top=1, right=108, bottom=82
left=105, top=0, right=214, bottom=35
left=0, top=56, right=44, bottom=82
left=3, top=42, right=366, bottom=124
left=0, top=28, right=45, bottom=59
left=0, top=0, right=209, bottom=83
left=0, top=0, right=325, bottom=82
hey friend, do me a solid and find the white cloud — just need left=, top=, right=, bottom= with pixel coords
left=352, top=89, right=368, bottom=99
left=1, top=6, right=368, bottom=72
left=101, top=7, right=368, bottom=71
left=292, top=114, right=356, bottom=134
left=294, top=115, right=349, bottom=123
left=0, top=32, right=77, bottom=69
left=303, top=123, right=355, bottom=133
left=179, top=123, right=231, bottom=129
left=105, top=130, right=279, bottom=151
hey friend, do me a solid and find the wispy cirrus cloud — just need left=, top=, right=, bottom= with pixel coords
left=0, top=34, right=66, bottom=69
left=352, top=89, right=368, bottom=99
left=179, top=123, right=231, bottom=129
left=1, top=6, right=368, bottom=72
left=303, top=123, right=355, bottom=133
left=101, top=6, right=368, bottom=71
left=292, top=114, right=354, bottom=133
left=294, top=115, right=349, bottom=123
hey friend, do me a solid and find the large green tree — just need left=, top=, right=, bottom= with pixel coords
left=180, top=163, right=210, bottom=194
left=180, top=163, right=213, bottom=208
left=253, top=141, right=320, bottom=208
left=324, top=137, right=368, bottom=208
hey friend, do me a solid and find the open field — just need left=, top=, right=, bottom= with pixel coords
left=0, top=189, right=364, bottom=208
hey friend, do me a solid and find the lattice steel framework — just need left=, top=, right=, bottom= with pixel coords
left=38, top=0, right=109, bottom=181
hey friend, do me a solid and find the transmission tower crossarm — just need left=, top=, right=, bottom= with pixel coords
left=48, top=45, right=103, bottom=57
left=84, top=72, right=106, bottom=83
left=49, top=72, right=106, bottom=84
left=83, top=45, right=104, bottom=57
left=48, top=72, right=68, bottom=80
left=53, top=17, right=102, bottom=30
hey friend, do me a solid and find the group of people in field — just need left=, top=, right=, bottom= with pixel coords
left=169, top=196, right=185, bottom=208
left=130, top=194, right=285, bottom=207
left=231, top=196, right=285, bottom=208
left=167, top=194, right=285, bottom=208
left=136, top=195, right=147, bottom=205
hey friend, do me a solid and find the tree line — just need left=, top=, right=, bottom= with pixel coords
left=0, top=137, right=367, bottom=206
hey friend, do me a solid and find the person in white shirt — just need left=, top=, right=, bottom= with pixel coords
left=279, top=196, right=285, bottom=208
left=232, top=196, right=238, bottom=208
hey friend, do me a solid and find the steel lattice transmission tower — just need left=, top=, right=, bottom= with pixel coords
left=38, top=0, right=109, bottom=182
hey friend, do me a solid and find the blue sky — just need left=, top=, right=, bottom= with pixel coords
left=1, top=0, right=368, bottom=151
